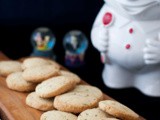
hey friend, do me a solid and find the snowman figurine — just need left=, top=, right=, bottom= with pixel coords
left=91, top=0, right=160, bottom=97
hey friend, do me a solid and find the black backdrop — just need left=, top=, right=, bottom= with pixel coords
left=0, top=0, right=160, bottom=119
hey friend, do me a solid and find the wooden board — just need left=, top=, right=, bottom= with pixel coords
left=0, top=52, right=145, bottom=120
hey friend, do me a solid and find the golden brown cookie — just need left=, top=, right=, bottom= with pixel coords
left=0, top=60, right=22, bottom=77
left=48, top=59, right=61, bottom=69
left=22, top=57, right=60, bottom=70
left=77, top=108, right=118, bottom=120
left=99, top=118, right=120, bottom=120
left=99, top=100, right=140, bottom=120
left=22, top=57, right=50, bottom=69
left=60, top=70, right=81, bottom=84
left=6, top=72, right=36, bottom=92
left=40, top=110, right=77, bottom=120
left=54, top=85, right=103, bottom=113
left=35, top=76, right=78, bottom=98
left=22, top=64, right=60, bottom=83
left=26, top=92, right=54, bottom=111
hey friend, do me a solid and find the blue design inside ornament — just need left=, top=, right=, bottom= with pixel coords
left=63, top=30, right=88, bottom=54
left=31, top=27, right=56, bottom=51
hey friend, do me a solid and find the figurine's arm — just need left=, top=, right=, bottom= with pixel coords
left=91, top=4, right=109, bottom=52
left=91, top=4, right=111, bottom=63
left=143, top=33, right=160, bottom=64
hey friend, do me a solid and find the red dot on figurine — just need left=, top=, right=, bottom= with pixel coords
left=129, top=28, right=134, bottom=34
left=103, top=12, right=112, bottom=26
left=126, top=44, right=131, bottom=49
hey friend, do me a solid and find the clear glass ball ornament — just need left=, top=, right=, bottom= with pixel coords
left=31, top=27, right=56, bottom=51
left=63, top=30, right=88, bottom=54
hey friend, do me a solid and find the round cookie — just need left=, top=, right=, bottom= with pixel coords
left=40, top=110, right=77, bottom=120
left=0, top=60, right=22, bottom=77
left=26, top=92, right=54, bottom=111
left=35, top=76, right=78, bottom=98
left=77, top=108, right=118, bottom=120
left=99, top=100, right=140, bottom=120
left=22, top=57, right=60, bottom=70
left=22, top=64, right=60, bottom=83
left=60, top=70, right=81, bottom=84
left=54, top=85, right=103, bottom=113
left=102, top=118, right=120, bottom=120
left=6, top=72, right=36, bottom=92
left=48, top=60, right=61, bottom=70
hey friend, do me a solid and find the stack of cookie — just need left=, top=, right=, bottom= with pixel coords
left=1, top=57, right=60, bottom=92
left=0, top=58, right=141, bottom=120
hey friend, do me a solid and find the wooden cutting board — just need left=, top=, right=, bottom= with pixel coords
left=0, top=52, right=145, bottom=120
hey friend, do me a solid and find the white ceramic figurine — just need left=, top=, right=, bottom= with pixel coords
left=91, top=0, right=160, bottom=97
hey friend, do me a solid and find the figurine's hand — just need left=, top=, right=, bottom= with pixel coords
left=143, top=34, right=160, bottom=64
left=91, top=26, right=109, bottom=52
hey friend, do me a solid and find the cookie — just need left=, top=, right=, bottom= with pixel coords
left=48, top=60, right=61, bottom=70
left=99, top=100, right=140, bottom=120
left=22, top=57, right=60, bottom=70
left=54, top=85, right=103, bottom=113
left=35, top=76, right=77, bottom=98
left=0, top=60, right=22, bottom=77
left=40, top=110, right=77, bottom=120
left=99, top=118, right=120, bottom=120
left=60, top=70, right=81, bottom=84
left=77, top=108, right=118, bottom=120
left=22, top=64, right=60, bottom=83
left=26, top=92, right=54, bottom=111
left=6, top=72, right=36, bottom=92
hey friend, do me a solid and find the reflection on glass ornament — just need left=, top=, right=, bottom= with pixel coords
left=30, top=27, right=56, bottom=59
left=63, top=30, right=88, bottom=67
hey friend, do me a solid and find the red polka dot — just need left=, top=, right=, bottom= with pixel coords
left=126, top=44, right=131, bottom=49
left=102, top=12, right=112, bottom=26
left=129, top=28, right=133, bottom=34
left=101, top=56, right=104, bottom=63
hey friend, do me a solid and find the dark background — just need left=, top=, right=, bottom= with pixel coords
left=0, top=0, right=160, bottom=119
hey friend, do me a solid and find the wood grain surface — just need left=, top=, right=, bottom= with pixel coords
left=0, top=52, right=145, bottom=120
